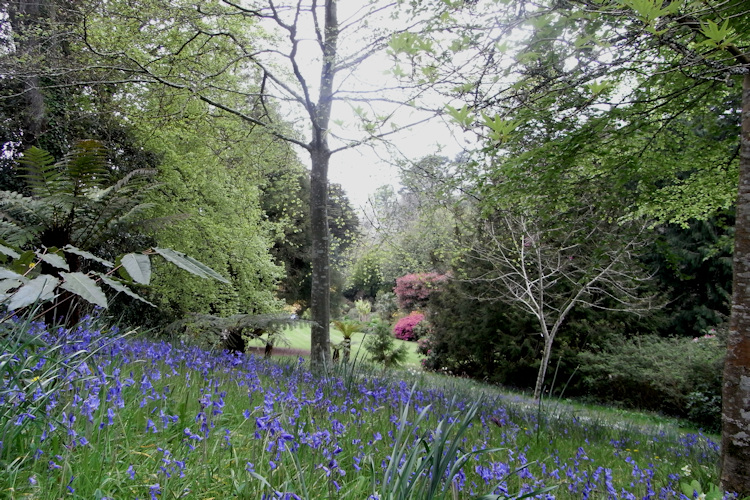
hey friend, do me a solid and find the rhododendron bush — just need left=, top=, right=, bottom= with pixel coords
left=393, top=272, right=448, bottom=310
left=393, top=312, right=425, bottom=341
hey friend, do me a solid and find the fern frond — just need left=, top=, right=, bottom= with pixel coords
left=18, top=147, right=59, bottom=199
left=107, top=168, right=158, bottom=194
left=0, top=219, right=39, bottom=247
left=62, top=140, right=111, bottom=195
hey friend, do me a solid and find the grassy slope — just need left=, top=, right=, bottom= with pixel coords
left=1, top=323, right=733, bottom=499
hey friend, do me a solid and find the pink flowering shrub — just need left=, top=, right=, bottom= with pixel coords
left=393, top=312, right=425, bottom=341
left=393, top=272, right=448, bottom=310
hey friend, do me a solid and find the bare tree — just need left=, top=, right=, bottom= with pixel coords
left=466, top=208, right=653, bottom=400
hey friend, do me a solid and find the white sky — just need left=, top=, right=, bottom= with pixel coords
left=259, top=1, right=471, bottom=211
left=327, top=116, right=468, bottom=210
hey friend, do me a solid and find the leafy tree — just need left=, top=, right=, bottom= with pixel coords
left=354, top=299, right=372, bottom=323
left=355, top=158, right=462, bottom=292
left=263, top=170, right=360, bottom=313
left=76, top=0, right=439, bottom=372
left=423, top=273, right=539, bottom=382
left=402, top=0, right=749, bottom=490
left=646, top=212, right=734, bottom=338
left=134, top=104, right=286, bottom=322
left=347, top=251, right=387, bottom=300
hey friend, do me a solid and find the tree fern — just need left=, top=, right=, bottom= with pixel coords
left=17, top=147, right=59, bottom=199
left=0, top=141, right=157, bottom=250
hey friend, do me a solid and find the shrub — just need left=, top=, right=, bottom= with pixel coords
left=393, top=272, right=448, bottom=311
left=422, top=277, right=539, bottom=383
left=365, top=319, right=408, bottom=369
left=393, top=312, right=425, bottom=341
left=578, top=330, right=725, bottom=431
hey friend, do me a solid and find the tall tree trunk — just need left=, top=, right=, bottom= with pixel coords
left=721, top=72, right=750, bottom=497
left=307, top=0, right=338, bottom=374
left=309, top=146, right=331, bottom=371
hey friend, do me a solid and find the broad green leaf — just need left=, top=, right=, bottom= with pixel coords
left=9, top=250, right=36, bottom=275
left=63, top=245, right=115, bottom=268
left=120, top=253, right=152, bottom=285
left=6, top=275, right=59, bottom=310
left=153, top=247, right=229, bottom=283
left=699, top=19, right=739, bottom=48
left=60, top=272, right=108, bottom=308
left=37, top=251, right=70, bottom=271
left=0, top=269, right=27, bottom=281
left=481, top=113, right=521, bottom=143
left=0, top=244, right=20, bottom=259
left=97, top=273, right=156, bottom=307
left=0, top=278, right=24, bottom=301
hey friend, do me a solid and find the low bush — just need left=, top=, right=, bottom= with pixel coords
left=393, top=272, right=448, bottom=310
left=578, top=330, right=725, bottom=432
left=393, top=312, right=425, bottom=341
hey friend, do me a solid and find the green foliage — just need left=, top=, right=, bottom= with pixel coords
left=0, top=244, right=227, bottom=318
left=369, top=387, right=553, bottom=500
left=374, top=291, right=399, bottom=321
left=644, top=212, right=733, bottom=337
left=350, top=163, right=461, bottom=300
left=165, top=313, right=302, bottom=353
left=347, top=251, right=387, bottom=299
left=422, top=276, right=539, bottom=382
left=0, top=140, right=157, bottom=250
left=680, top=479, right=725, bottom=500
left=364, top=319, right=409, bottom=369
left=354, top=299, right=372, bottom=321
left=578, top=332, right=725, bottom=431
left=129, top=103, right=286, bottom=322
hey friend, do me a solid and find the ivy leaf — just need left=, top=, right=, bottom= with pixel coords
left=59, top=272, right=108, bottom=308
left=63, top=245, right=115, bottom=268
left=153, top=247, right=229, bottom=283
left=6, top=275, right=59, bottom=310
left=97, top=273, right=156, bottom=307
left=120, top=253, right=152, bottom=285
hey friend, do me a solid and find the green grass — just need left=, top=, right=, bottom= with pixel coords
left=1, top=321, right=737, bottom=499
left=246, top=323, right=425, bottom=367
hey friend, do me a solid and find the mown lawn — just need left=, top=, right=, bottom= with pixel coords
left=0, top=319, right=734, bottom=499
left=246, top=323, right=425, bottom=367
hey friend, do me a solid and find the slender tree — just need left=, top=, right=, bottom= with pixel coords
left=76, top=0, right=442, bottom=371
left=465, top=207, right=652, bottom=400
